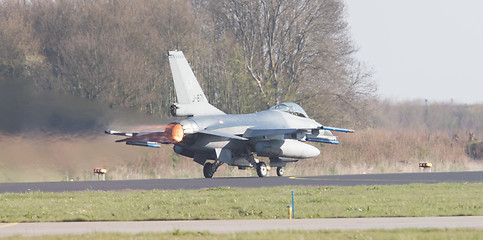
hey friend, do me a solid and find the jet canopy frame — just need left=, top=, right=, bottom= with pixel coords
left=270, top=102, right=309, bottom=118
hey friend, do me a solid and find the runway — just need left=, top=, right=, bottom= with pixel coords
left=1, top=172, right=483, bottom=237
left=1, top=216, right=483, bottom=236
left=1, top=171, right=482, bottom=193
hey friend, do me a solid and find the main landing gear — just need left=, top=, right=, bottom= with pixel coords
left=256, top=162, right=284, bottom=177
left=203, top=160, right=285, bottom=178
left=203, top=161, right=223, bottom=178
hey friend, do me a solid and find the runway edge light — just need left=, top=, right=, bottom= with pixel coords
left=93, top=168, right=107, bottom=181
left=287, top=205, right=292, bottom=219
left=419, top=162, right=432, bottom=172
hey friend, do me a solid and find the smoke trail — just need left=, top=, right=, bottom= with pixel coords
left=0, top=79, right=173, bottom=136
left=0, top=80, right=105, bottom=135
left=0, top=79, right=176, bottom=182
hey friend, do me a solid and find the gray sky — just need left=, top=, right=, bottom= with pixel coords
left=344, top=0, right=483, bottom=104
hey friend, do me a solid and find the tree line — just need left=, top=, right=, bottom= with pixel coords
left=1, top=0, right=375, bottom=126
left=372, top=100, right=483, bottom=135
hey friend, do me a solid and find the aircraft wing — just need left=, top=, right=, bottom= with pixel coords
left=243, top=126, right=353, bottom=137
left=198, top=129, right=249, bottom=141
left=242, top=128, right=299, bottom=138
left=105, top=130, right=172, bottom=148
left=242, top=126, right=353, bottom=144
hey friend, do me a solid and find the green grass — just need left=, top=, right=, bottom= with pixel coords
left=1, top=183, right=483, bottom=223
left=2, top=229, right=483, bottom=240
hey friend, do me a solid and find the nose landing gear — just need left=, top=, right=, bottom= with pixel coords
left=276, top=167, right=284, bottom=176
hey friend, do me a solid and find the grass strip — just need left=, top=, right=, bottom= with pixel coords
left=2, top=229, right=483, bottom=240
left=1, top=183, right=482, bottom=222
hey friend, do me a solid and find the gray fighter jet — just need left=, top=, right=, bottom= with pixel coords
left=106, top=51, right=354, bottom=178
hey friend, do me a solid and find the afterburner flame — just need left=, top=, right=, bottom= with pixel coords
left=165, top=123, right=184, bottom=143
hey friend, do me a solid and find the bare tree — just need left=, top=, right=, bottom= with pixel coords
left=1, top=0, right=376, bottom=123
left=210, top=0, right=376, bottom=122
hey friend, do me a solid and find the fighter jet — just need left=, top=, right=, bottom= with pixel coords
left=106, top=50, right=354, bottom=178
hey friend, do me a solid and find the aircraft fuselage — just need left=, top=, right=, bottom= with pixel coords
left=173, top=109, right=322, bottom=167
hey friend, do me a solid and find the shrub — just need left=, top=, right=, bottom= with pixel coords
left=466, top=141, right=483, bottom=160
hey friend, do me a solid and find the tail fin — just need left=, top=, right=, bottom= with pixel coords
left=168, top=51, right=224, bottom=116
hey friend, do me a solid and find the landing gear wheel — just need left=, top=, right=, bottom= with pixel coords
left=256, top=162, right=268, bottom=177
left=203, top=162, right=215, bottom=178
left=276, top=167, right=284, bottom=176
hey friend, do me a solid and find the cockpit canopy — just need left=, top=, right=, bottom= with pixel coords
left=269, top=102, right=309, bottom=118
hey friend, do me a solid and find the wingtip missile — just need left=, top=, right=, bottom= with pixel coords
left=321, top=126, right=355, bottom=133
left=105, top=130, right=123, bottom=135
left=105, top=130, right=133, bottom=137
left=306, top=138, right=340, bottom=144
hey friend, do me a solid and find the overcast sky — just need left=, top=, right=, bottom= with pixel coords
left=344, top=0, right=483, bottom=104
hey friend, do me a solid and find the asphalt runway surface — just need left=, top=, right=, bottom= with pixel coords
left=1, top=172, right=483, bottom=236
left=1, top=217, right=483, bottom=236
left=1, top=171, right=483, bottom=193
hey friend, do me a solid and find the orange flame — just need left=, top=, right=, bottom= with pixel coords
left=164, top=123, right=184, bottom=143
left=122, top=123, right=184, bottom=144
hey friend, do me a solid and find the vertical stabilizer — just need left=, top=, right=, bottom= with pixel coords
left=168, top=51, right=224, bottom=116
